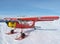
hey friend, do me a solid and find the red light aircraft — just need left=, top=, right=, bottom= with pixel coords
left=0, top=16, right=59, bottom=40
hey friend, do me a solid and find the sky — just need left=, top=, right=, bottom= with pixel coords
left=0, top=0, right=60, bottom=17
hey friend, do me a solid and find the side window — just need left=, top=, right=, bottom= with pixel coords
left=18, top=20, right=22, bottom=24
left=17, top=19, right=33, bottom=26
left=22, top=21, right=27, bottom=24
left=17, top=19, right=26, bottom=24
left=18, top=20, right=27, bottom=24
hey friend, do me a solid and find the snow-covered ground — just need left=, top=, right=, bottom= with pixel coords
left=0, top=19, right=60, bottom=44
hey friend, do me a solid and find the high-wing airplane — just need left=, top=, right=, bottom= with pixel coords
left=0, top=16, right=59, bottom=40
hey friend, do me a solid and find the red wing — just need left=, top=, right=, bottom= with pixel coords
left=18, top=16, right=59, bottom=21
left=4, top=16, right=59, bottom=21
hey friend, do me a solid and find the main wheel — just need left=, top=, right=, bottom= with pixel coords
left=20, top=32, right=26, bottom=39
left=11, top=30, right=14, bottom=34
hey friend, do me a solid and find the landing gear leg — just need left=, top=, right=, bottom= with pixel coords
left=6, top=30, right=15, bottom=35
left=6, top=28, right=17, bottom=35
left=34, top=26, right=36, bottom=30
left=15, top=29, right=26, bottom=40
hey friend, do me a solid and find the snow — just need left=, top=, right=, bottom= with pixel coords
left=0, top=19, right=60, bottom=44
